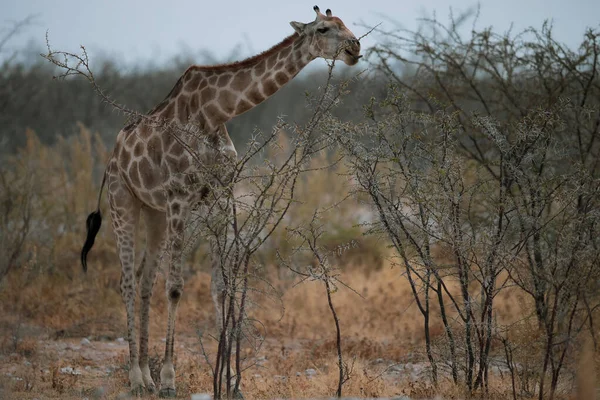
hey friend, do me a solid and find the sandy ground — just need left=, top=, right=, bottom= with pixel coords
left=0, top=330, right=432, bottom=400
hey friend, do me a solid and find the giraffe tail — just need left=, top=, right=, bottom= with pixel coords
left=81, top=171, right=107, bottom=273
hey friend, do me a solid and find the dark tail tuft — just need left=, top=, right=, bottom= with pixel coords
left=81, top=210, right=102, bottom=273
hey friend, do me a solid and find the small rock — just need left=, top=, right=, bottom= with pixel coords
left=81, top=338, right=91, bottom=346
left=116, top=337, right=125, bottom=343
left=23, top=360, right=32, bottom=366
left=305, top=368, right=317, bottom=377
left=253, top=374, right=262, bottom=379
left=60, top=366, right=82, bottom=375
left=274, top=375, right=287, bottom=382
left=296, top=371, right=301, bottom=376
left=191, top=394, right=212, bottom=400
left=374, top=358, right=384, bottom=364
left=161, top=337, right=167, bottom=342
left=390, top=364, right=404, bottom=372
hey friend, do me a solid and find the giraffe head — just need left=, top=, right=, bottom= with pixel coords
left=290, top=5, right=362, bottom=66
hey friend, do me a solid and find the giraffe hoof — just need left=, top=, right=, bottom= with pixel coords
left=130, top=384, right=145, bottom=397
left=159, top=387, right=177, bottom=398
left=145, top=383, right=157, bottom=394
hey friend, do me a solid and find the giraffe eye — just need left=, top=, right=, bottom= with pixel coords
left=317, top=27, right=330, bottom=34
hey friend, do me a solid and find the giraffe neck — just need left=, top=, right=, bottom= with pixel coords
left=157, top=33, right=314, bottom=130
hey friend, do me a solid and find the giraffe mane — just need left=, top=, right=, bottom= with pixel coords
left=189, top=33, right=300, bottom=72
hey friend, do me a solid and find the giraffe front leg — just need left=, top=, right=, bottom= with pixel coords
left=159, top=200, right=188, bottom=398
left=138, top=208, right=166, bottom=394
left=211, top=242, right=244, bottom=399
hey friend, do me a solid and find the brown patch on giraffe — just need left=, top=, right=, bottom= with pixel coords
left=275, top=61, right=284, bottom=70
left=138, top=123, right=152, bottom=140
left=231, top=70, right=251, bottom=92
left=205, top=103, right=228, bottom=125
left=129, top=161, right=141, bottom=187
left=218, top=90, right=237, bottom=114
left=262, top=79, right=278, bottom=96
left=275, top=71, right=288, bottom=86
left=198, top=79, right=208, bottom=92
left=200, top=86, right=216, bottom=104
left=161, top=102, right=176, bottom=120
left=165, top=155, right=180, bottom=171
left=254, top=59, right=266, bottom=76
left=171, top=202, right=181, bottom=215
left=217, top=73, right=233, bottom=87
left=134, top=142, right=144, bottom=158
left=208, top=76, right=218, bottom=85
left=139, top=158, right=158, bottom=189
left=147, top=135, right=163, bottom=165
left=189, top=33, right=298, bottom=72
left=246, top=84, right=265, bottom=104
left=266, top=54, right=278, bottom=70
left=152, top=190, right=166, bottom=205
left=279, top=46, right=292, bottom=59
left=190, top=93, right=199, bottom=111
left=161, top=131, right=174, bottom=151
left=178, top=156, right=190, bottom=171
left=185, top=73, right=201, bottom=91
left=177, top=95, right=190, bottom=123
left=235, top=99, right=253, bottom=115
left=169, top=141, right=185, bottom=157
left=286, top=63, right=298, bottom=75
left=112, top=190, right=128, bottom=208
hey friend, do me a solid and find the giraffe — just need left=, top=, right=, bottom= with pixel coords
left=80, top=5, right=361, bottom=398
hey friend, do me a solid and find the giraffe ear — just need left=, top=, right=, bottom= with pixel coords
left=290, top=21, right=306, bottom=34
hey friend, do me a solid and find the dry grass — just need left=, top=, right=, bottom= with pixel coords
left=0, top=259, right=553, bottom=400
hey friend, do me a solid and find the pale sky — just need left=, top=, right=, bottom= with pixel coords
left=1, top=0, right=599, bottom=68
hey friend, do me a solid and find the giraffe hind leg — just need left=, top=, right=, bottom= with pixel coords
left=107, top=175, right=145, bottom=394
left=159, top=198, right=189, bottom=398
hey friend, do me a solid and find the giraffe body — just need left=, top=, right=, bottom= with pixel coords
left=81, top=6, right=361, bottom=397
